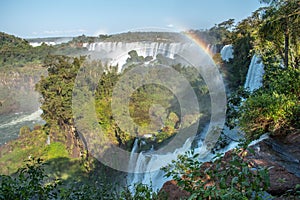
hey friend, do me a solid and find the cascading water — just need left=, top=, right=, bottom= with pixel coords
left=84, top=41, right=191, bottom=69
left=126, top=45, right=266, bottom=192
left=220, top=44, right=233, bottom=61
left=244, top=55, right=264, bottom=92
left=127, top=137, right=196, bottom=192
left=126, top=126, right=241, bottom=192
left=84, top=42, right=186, bottom=58
left=127, top=139, right=139, bottom=184
left=206, top=44, right=217, bottom=55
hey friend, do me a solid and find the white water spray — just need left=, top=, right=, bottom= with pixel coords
left=0, top=109, right=43, bottom=128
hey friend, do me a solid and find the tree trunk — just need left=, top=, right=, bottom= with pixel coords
left=284, top=19, right=289, bottom=68
left=284, top=31, right=289, bottom=67
left=295, top=56, right=299, bottom=69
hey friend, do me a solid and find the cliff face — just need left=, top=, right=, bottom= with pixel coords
left=0, top=67, right=47, bottom=114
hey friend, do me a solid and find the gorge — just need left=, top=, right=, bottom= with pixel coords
left=1, top=0, right=300, bottom=198
left=0, top=27, right=299, bottom=198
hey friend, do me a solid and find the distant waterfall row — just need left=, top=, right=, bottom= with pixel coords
left=83, top=42, right=188, bottom=59
left=83, top=41, right=218, bottom=68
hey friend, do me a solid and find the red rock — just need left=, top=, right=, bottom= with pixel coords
left=248, top=137, right=300, bottom=196
left=159, top=180, right=190, bottom=200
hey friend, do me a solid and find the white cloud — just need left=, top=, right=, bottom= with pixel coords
left=42, top=29, right=87, bottom=36
left=167, top=24, right=174, bottom=28
left=94, top=29, right=109, bottom=36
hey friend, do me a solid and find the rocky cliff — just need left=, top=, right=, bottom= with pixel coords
left=0, top=67, right=46, bottom=114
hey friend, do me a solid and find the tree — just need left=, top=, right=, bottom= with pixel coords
left=226, top=1, right=300, bottom=139
left=36, top=55, right=85, bottom=157
left=209, top=19, right=235, bottom=45
left=258, top=0, right=300, bottom=68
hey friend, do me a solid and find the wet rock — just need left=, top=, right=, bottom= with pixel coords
left=248, top=133, right=300, bottom=196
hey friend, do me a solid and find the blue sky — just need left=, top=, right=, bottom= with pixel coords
left=0, top=0, right=262, bottom=38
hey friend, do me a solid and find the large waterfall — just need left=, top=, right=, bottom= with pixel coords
left=84, top=41, right=219, bottom=73
left=84, top=42, right=189, bottom=68
left=126, top=127, right=240, bottom=192
left=84, top=42, right=187, bottom=59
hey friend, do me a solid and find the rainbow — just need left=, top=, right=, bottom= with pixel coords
left=183, top=31, right=216, bottom=58
left=121, top=26, right=216, bottom=59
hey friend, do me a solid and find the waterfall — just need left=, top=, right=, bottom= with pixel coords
left=126, top=125, right=243, bottom=192
left=127, top=139, right=139, bottom=174
left=84, top=41, right=190, bottom=68
left=220, top=44, right=264, bottom=92
left=29, top=37, right=73, bottom=47
left=127, top=137, right=196, bottom=192
left=220, top=45, right=233, bottom=62
left=29, top=42, right=57, bottom=47
left=206, top=44, right=217, bottom=55
left=244, top=55, right=264, bottom=92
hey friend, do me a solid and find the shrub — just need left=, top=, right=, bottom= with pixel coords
left=19, top=126, right=31, bottom=137
left=0, top=157, right=59, bottom=200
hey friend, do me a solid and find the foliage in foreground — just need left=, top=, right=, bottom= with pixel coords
left=162, top=143, right=270, bottom=200
left=0, top=157, right=161, bottom=200
left=0, top=143, right=273, bottom=200
left=0, top=158, right=59, bottom=200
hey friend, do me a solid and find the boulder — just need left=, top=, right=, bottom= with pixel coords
left=159, top=180, right=190, bottom=200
